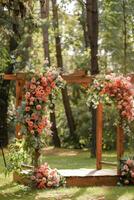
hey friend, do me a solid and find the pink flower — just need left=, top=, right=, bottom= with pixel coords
left=131, top=172, right=134, bottom=178
left=30, top=97, right=35, bottom=102
left=28, top=121, right=33, bottom=127
left=41, top=77, right=47, bottom=86
left=25, top=106, right=30, bottom=112
left=45, top=87, right=51, bottom=94
left=31, top=113, right=38, bottom=120
left=25, top=92, right=30, bottom=99
left=36, top=105, right=41, bottom=110
left=51, top=82, right=56, bottom=88
left=121, top=111, right=126, bottom=117
left=31, top=77, right=36, bottom=83
left=37, top=181, right=46, bottom=189
left=47, top=181, right=53, bottom=187
left=126, top=159, right=134, bottom=167
left=48, top=76, right=53, bottom=82
left=30, top=84, right=36, bottom=90
left=42, top=96, right=47, bottom=102
left=29, top=101, right=34, bottom=105
left=30, top=130, right=34, bottom=134
left=117, top=105, right=122, bottom=109
left=123, top=164, right=129, bottom=171
left=36, top=172, right=43, bottom=179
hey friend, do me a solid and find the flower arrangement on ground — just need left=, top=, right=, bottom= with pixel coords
left=87, top=73, right=134, bottom=125
left=119, top=157, right=134, bottom=185
left=30, top=163, right=65, bottom=189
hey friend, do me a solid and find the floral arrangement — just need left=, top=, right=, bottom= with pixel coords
left=30, top=163, right=65, bottom=189
left=7, top=68, right=66, bottom=189
left=119, top=157, right=134, bottom=185
left=17, top=68, right=63, bottom=166
left=87, top=74, right=134, bottom=123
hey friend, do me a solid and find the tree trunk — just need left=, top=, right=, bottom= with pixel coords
left=78, top=0, right=90, bottom=48
left=0, top=29, right=18, bottom=146
left=51, top=0, right=78, bottom=142
left=40, top=0, right=61, bottom=147
left=0, top=78, right=11, bottom=146
left=122, top=0, right=127, bottom=74
left=86, top=0, right=99, bottom=157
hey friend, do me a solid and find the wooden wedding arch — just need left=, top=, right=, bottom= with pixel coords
left=2, top=71, right=134, bottom=173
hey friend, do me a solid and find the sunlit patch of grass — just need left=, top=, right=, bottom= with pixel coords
left=1, top=148, right=134, bottom=200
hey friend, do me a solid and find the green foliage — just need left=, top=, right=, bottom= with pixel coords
left=6, top=139, right=28, bottom=173
left=99, top=0, right=134, bottom=73
left=0, top=47, right=10, bottom=72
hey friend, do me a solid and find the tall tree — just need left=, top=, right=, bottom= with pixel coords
left=122, top=0, right=127, bottom=74
left=0, top=2, right=21, bottom=146
left=78, top=0, right=90, bottom=49
left=0, top=1, right=34, bottom=146
left=40, top=0, right=61, bottom=147
left=86, top=0, right=99, bottom=157
left=99, top=0, right=134, bottom=73
left=51, top=0, right=78, bottom=143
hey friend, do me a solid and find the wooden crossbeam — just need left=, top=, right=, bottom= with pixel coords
left=62, top=75, right=92, bottom=85
left=1, top=72, right=134, bottom=85
left=2, top=73, right=26, bottom=80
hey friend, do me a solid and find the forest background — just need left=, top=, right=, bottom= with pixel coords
left=0, top=0, right=134, bottom=157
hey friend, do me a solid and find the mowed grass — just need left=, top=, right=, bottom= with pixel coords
left=0, top=147, right=134, bottom=200
left=41, top=147, right=117, bottom=169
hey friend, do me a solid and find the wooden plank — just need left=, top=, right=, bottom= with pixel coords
left=14, top=169, right=119, bottom=187
left=3, top=74, right=17, bottom=80
left=100, top=161, right=117, bottom=166
left=3, top=73, right=26, bottom=81
left=117, top=124, right=124, bottom=174
left=117, top=125, right=124, bottom=160
left=2, top=72, right=134, bottom=84
left=66, top=176, right=119, bottom=186
left=61, top=75, right=92, bottom=84
left=96, top=103, right=103, bottom=170
left=59, top=169, right=117, bottom=177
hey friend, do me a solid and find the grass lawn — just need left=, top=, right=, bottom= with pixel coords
left=0, top=147, right=134, bottom=200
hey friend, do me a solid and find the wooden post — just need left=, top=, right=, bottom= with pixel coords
left=16, top=79, right=25, bottom=138
left=117, top=124, right=124, bottom=174
left=96, top=103, right=103, bottom=170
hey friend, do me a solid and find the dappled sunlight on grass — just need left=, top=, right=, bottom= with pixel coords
left=117, top=193, right=134, bottom=200
left=36, top=187, right=79, bottom=200
left=0, top=175, right=36, bottom=200
left=42, top=147, right=96, bottom=169
left=1, top=149, right=134, bottom=200
left=42, top=147, right=89, bottom=156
